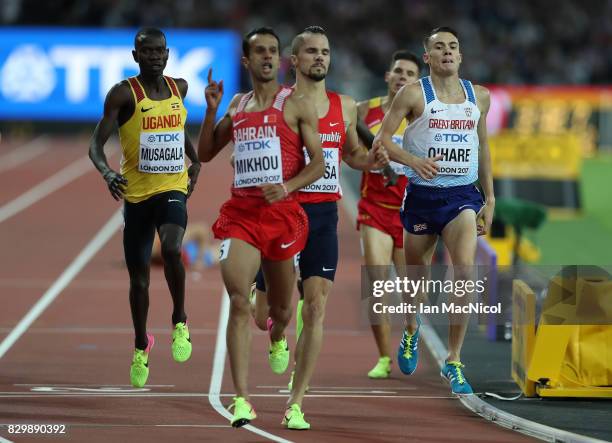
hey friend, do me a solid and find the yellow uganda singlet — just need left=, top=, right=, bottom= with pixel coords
left=119, top=76, right=188, bottom=203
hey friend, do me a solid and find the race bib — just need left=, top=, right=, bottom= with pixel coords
left=233, top=137, right=283, bottom=188
left=139, top=131, right=185, bottom=174
left=429, top=132, right=474, bottom=176
left=301, top=147, right=339, bottom=193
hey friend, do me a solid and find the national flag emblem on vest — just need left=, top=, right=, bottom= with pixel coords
left=263, top=114, right=276, bottom=124
left=171, top=102, right=181, bottom=111
left=464, top=107, right=472, bottom=117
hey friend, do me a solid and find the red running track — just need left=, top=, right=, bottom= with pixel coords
left=0, top=136, right=534, bottom=442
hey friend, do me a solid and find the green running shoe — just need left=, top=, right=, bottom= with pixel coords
left=130, top=333, right=154, bottom=388
left=282, top=403, right=310, bottom=430
left=229, top=396, right=256, bottom=428
left=367, top=356, right=391, bottom=379
left=269, top=337, right=289, bottom=374
left=172, top=322, right=192, bottom=362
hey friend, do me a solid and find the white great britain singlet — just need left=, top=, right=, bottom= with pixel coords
left=402, top=76, right=480, bottom=187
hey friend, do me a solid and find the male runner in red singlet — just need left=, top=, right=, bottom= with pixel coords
left=252, top=26, right=389, bottom=429
left=355, top=51, right=421, bottom=379
left=197, top=27, right=324, bottom=427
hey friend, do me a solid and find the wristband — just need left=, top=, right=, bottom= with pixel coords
left=281, top=183, right=289, bottom=198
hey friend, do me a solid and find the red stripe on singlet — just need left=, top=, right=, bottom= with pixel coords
left=165, top=76, right=180, bottom=97
left=128, top=77, right=145, bottom=103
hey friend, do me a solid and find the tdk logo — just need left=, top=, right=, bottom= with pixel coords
left=238, top=140, right=273, bottom=152
left=149, top=133, right=180, bottom=143
left=323, top=150, right=335, bottom=159
left=435, top=133, right=468, bottom=143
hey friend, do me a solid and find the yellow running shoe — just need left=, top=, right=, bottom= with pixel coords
left=130, top=333, right=154, bottom=388
left=269, top=337, right=290, bottom=374
left=229, top=396, right=256, bottom=428
left=368, top=356, right=391, bottom=379
left=282, top=403, right=310, bottom=430
left=171, top=322, right=192, bottom=362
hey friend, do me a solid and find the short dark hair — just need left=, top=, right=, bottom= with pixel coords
left=134, top=27, right=166, bottom=49
left=291, top=26, right=327, bottom=55
left=422, top=26, right=459, bottom=49
left=389, top=50, right=420, bottom=73
left=242, top=27, right=281, bottom=56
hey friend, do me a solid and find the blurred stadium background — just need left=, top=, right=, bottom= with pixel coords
left=2, top=1, right=611, bottom=263
left=1, top=0, right=611, bottom=440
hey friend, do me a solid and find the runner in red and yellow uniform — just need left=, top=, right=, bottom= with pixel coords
left=355, top=50, right=421, bottom=379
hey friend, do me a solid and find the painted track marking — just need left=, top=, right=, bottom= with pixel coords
left=208, top=290, right=293, bottom=443
left=0, top=210, right=122, bottom=359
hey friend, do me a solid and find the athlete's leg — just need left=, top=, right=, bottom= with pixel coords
left=361, top=225, right=393, bottom=359
left=441, top=209, right=478, bottom=363
left=220, top=238, right=261, bottom=399
left=292, top=280, right=305, bottom=376
left=253, top=289, right=269, bottom=330
left=403, top=231, right=437, bottom=333
left=158, top=223, right=187, bottom=324
left=124, top=201, right=156, bottom=351
left=288, top=275, right=332, bottom=407
left=262, top=258, right=297, bottom=342
left=252, top=269, right=269, bottom=331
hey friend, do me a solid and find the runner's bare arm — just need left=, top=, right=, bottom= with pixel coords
left=475, top=85, right=495, bottom=235
left=88, top=81, right=131, bottom=200
left=342, top=96, right=389, bottom=171
left=197, top=68, right=238, bottom=162
left=375, top=84, right=441, bottom=180
left=290, top=95, right=324, bottom=191
left=259, top=95, right=323, bottom=203
left=356, top=100, right=375, bottom=149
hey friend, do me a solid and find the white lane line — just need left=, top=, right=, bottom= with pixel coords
left=0, top=423, right=229, bottom=429
left=257, top=385, right=418, bottom=390
left=0, top=136, right=48, bottom=173
left=15, top=384, right=174, bottom=387
left=0, top=327, right=363, bottom=337
left=0, top=210, right=122, bottom=359
left=156, top=425, right=230, bottom=428
left=0, top=327, right=218, bottom=335
left=0, top=155, right=95, bottom=224
left=0, top=393, right=453, bottom=399
left=208, top=290, right=293, bottom=443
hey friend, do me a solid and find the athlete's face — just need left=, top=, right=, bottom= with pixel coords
left=423, top=32, right=462, bottom=76
left=292, top=33, right=330, bottom=82
left=242, top=34, right=280, bottom=83
left=133, top=35, right=168, bottom=76
left=385, top=59, right=419, bottom=95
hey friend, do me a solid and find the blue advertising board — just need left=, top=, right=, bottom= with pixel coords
left=0, top=27, right=239, bottom=122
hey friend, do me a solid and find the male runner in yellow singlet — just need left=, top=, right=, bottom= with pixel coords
left=89, top=27, right=200, bottom=388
